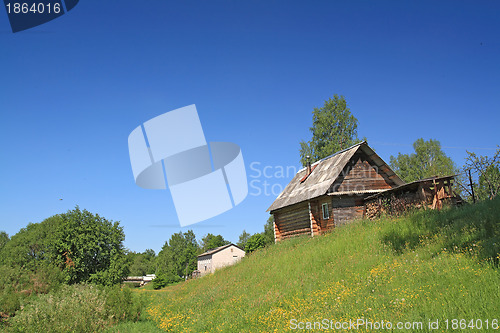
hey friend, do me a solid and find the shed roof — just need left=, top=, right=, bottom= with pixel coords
left=267, top=142, right=404, bottom=212
left=197, top=243, right=244, bottom=257
left=364, top=175, right=456, bottom=201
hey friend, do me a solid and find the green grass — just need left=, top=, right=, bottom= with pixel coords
left=127, top=198, right=500, bottom=332
left=2, top=284, right=144, bottom=333
left=103, top=319, right=164, bottom=333
left=7, top=199, right=496, bottom=332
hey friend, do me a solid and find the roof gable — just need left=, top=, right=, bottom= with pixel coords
left=267, top=142, right=404, bottom=212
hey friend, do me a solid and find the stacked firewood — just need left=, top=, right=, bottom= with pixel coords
left=365, top=192, right=424, bottom=220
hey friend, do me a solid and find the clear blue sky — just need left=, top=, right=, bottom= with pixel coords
left=1, top=1, right=499, bottom=254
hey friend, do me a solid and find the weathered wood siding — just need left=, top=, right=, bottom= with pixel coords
left=275, top=194, right=365, bottom=240
left=365, top=177, right=459, bottom=219
left=309, top=196, right=335, bottom=235
left=272, top=150, right=399, bottom=242
left=331, top=153, right=393, bottom=193
left=273, top=202, right=310, bottom=241
left=331, top=196, right=365, bottom=227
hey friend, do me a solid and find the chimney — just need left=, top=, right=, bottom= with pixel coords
left=300, top=155, right=314, bottom=183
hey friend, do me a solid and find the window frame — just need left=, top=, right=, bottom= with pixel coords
left=322, top=203, right=330, bottom=220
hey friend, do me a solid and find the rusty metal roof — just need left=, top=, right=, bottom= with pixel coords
left=267, top=142, right=404, bottom=212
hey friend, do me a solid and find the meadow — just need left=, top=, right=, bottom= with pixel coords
left=112, top=198, right=500, bottom=332
left=2, top=198, right=499, bottom=332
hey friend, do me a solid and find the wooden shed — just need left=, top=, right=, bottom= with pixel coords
left=364, top=175, right=462, bottom=219
left=267, top=142, right=405, bottom=242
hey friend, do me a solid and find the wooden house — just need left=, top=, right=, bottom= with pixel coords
left=267, top=142, right=405, bottom=242
left=196, top=243, right=245, bottom=276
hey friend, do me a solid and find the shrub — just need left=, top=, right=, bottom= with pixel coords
left=0, top=287, right=21, bottom=318
left=7, top=284, right=143, bottom=333
left=0, top=264, right=63, bottom=320
left=245, top=234, right=265, bottom=253
left=105, top=286, right=143, bottom=322
left=152, top=273, right=181, bottom=290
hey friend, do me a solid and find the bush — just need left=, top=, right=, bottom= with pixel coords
left=0, top=287, right=21, bottom=318
left=0, top=264, right=64, bottom=319
left=245, top=234, right=265, bottom=253
left=7, top=284, right=143, bottom=333
left=105, top=286, right=143, bottom=322
left=152, top=273, right=182, bottom=290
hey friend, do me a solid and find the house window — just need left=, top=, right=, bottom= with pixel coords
left=322, top=203, right=330, bottom=219
left=204, top=265, right=207, bottom=271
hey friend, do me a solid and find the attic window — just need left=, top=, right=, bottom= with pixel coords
left=322, top=203, right=330, bottom=220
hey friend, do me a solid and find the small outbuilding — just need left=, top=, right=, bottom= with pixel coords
left=364, top=175, right=462, bottom=219
left=196, top=243, right=245, bottom=276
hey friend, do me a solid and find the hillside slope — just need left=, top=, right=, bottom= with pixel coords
left=134, top=199, right=500, bottom=332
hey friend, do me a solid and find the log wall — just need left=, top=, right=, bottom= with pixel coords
left=273, top=194, right=367, bottom=241
left=273, top=202, right=310, bottom=241
left=309, top=196, right=335, bottom=235
left=331, top=196, right=365, bottom=227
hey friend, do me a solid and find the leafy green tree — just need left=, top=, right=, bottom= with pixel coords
left=157, top=230, right=199, bottom=279
left=127, top=249, right=156, bottom=276
left=200, top=233, right=229, bottom=252
left=245, top=234, right=265, bottom=253
left=0, top=231, right=10, bottom=251
left=238, top=217, right=274, bottom=253
left=143, top=248, right=156, bottom=259
left=0, top=218, right=64, bottom=309
left=390, top=138, right=456, bottom=183
left=156, top=243, right=174, bottom=277
left=182, top=230, right=199, bottom=277
left=52, top=207, right=128, bottom=285
left=0, top=207, right=127, bottom=287
left=478, top=165, right=500, bottom=200
left=263, top=216, right=275, bottom=246
left=237, top=230, right=251, bottom=249
left=0, top=215, right=62, bottom=269
left=299, top=94, right=361, bottom=166
left=463, top=147, right=500, bottom=201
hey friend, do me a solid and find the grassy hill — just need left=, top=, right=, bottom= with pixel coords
left=111, top=198, right=500, bottom=332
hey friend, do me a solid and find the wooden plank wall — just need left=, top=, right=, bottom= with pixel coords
left=274, top=194, right=368, bottom=241
left=310, top=196, right=335, bottom=235
left=331, top=196, right=365, bottom=227
left=273, top=202, right=310, bottom=241
left=331, top=153, right=393, bottom=193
